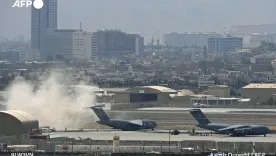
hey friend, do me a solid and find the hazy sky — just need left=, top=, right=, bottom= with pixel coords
left=1, top=0, right=276, bottom=42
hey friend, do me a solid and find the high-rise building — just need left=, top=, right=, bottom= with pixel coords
left=93, top=29, right=144, bottom=56
left=46, top=29, right=98, bottom=61
left=31, top=0, right=57, bottom=60
left=208, top=37, right=243, bottom=53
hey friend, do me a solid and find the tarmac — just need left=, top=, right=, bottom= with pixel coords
left=136, top=108, right=276, bottom=114
left=155, top=120, right=276, bottom=125
left=50, top=131, right=276, bottom=142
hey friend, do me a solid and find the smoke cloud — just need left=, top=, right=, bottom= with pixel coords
left=5, top=70, right=98, bottom=130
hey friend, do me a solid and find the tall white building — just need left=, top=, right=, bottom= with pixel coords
left=46, top=29, right=97, bottom=61
left=72, top=31, right=98, bottom=61
left=31, top=0, right=57, bottom=60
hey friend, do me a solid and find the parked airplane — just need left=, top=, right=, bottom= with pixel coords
left=192, top=103, right=211, bottom=108
left=189, top=109, right=270, bottom=137
left=90, top=105, right=157, bottom=131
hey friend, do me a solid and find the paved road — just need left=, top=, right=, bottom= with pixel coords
left=50, top=131, right=276, bottom=142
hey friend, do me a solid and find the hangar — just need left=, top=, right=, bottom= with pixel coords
left=0, top=110, right=39, bottom=136
left=241, top=83, right=276, bottom=105
left=112, top=86, right=178, bottom=108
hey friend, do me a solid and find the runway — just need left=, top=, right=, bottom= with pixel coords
left=106, top=110, right=276, bottom=127
left=136, top=108, right=276, bottom=114
left=155, top=120, right=276, bottom=125
left=50, top=131, right=276, bottom=142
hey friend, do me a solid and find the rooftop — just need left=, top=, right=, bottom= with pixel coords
left=242, top=84, right=276, bottom=89
left=208, top=85, right=229, bottom=88
left=53, top=29, right=82, bottom=32
left=0, top=110, right=37, bottom=123
left=127, top=86, right=177, bottom=93
left=141, top=86, right=177, bottom=93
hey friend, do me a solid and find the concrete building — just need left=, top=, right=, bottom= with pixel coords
left=110, top=86, right=177, bottom=110
left=198, top=80, right=215, bottom=88
left=241, top=84, right=276, bottom=105
left=0, top=51, right=20, bottom=62
left=208, top=37, right=243, bottom=53
left=19, top=46, right=37, bottom=61
left=163, top=32, right=222, bottom=47
left=249, top=64, right=273, bottom=73
left=31, top=0, right=57, bottom=60
left=73, top=31, right=98, bottom=61
left=190, top=97, right=242, bottom=105
left=0, top=110, right=38, bottom=136
left=46, top=29, right=97, bottom=61
left=114, top=86, right=177, bottom=103
left=250, top=53, right=276, bottom=65
left=101, top=86, right=251, bottom=110
left=208, top=85, right=230, bottom=97
left=93, top=29, right=144, bottom=56
left=272, top=59, right=276, bottom=74
left=46, top=29, right=75, bottom=60
left=247, top=33, right=276, bottom=48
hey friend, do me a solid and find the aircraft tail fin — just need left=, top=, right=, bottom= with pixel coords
left=189, top=109, right=211, bottom=125
left=90, top=105, right=110, bottom=121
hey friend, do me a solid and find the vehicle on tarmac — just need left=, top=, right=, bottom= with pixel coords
left=192, top=103, right=211, bottom=108
left=170, top=129, right=180, bottom=135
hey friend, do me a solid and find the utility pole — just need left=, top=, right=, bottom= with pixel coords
left=203, top=46, right=207, bottom=75
left=151, top=37, right=154, bottom=54
left=79, top=22, right=82, bottom=31
left=169, top=129, right=171, bottom=153
left=160, top=140, right=162, bottom=154
left=157, top=39, right=160, bottom=54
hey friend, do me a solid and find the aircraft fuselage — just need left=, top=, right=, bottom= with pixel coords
left=97, top=119, right=157, bottom=131
left=196, top=123, right=270, bottom=136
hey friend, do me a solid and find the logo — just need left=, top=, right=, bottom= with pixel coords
left=209, top=153, right=266, bottom=156
left=12, top=0, right=44, bottom=9
left=11, top=153, right=34, bottom=156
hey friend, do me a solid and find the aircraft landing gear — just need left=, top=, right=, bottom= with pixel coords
left=264, top=134, right=266, bottom=137
left=152, top=129, right=154, bottom=131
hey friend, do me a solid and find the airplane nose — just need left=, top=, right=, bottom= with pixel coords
left=153, top=122, right=157, bottom=128
left=267, top=127, right=271, bottom=133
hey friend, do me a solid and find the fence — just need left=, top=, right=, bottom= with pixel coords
left=1, top=135, right=276, bottom=153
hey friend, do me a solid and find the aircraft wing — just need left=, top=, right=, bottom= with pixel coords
left=128, top=120, right=143, bottom=126
left=218, top=124, right=249, bottom=132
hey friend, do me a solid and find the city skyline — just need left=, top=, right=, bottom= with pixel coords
left=0, top=0, right=276, bottom=42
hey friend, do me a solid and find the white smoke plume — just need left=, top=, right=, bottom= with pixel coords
left=5, top=70, right=98, bottom=130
